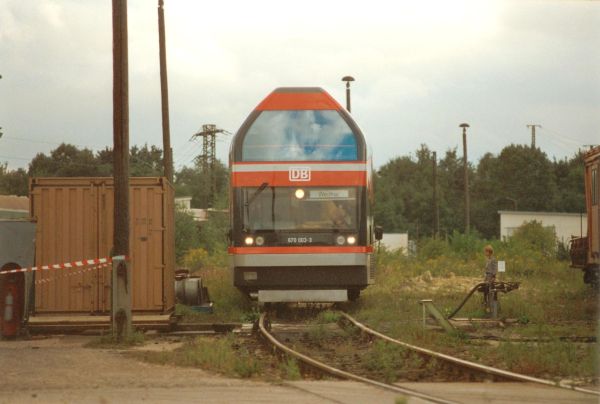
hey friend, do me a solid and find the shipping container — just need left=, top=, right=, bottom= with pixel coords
left=29, top=177, right=175, bottom=314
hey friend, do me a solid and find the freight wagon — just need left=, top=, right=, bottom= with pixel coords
left=570, top=146, right=600, bottom=287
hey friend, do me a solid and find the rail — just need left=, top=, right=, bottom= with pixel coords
left=258, top=313, right=458, bottom=404
left=340, top=312, right=599, bottom=397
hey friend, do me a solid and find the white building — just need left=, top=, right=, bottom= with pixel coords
left=175, top=197, right=208, bottom=222
left=380, top=233, right=409, bottom=254
left=498, top=210, right=587, bottom=244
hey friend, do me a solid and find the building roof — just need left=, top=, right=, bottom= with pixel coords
left=497, top=210, right=585, bottom=217
left=0, top=195, right=29, bottom=211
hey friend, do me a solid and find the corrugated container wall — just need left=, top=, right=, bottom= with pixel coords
left=30, top=177, right=175, bottom=314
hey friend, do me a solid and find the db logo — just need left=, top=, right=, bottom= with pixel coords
left=289, top=167, right=311, bottom=182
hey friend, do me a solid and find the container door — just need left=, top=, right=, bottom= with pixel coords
left=33, top=184, right=99, bottom=313
left=97, top=182, right=166, bottom=312
left=131, top=185, right=165, bottom=311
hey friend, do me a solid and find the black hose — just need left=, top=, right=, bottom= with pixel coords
left=447, top=282, right=487, bottom=319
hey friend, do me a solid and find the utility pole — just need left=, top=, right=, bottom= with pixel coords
left=191, top=124, right=227, bottom=207
left=112, top=0, right=132, bottom=340
left=459, top=123, right=470, bottom=233
left=342, top=76, right=355, bottom=112
left=527, top=124, right=541, bottom=149
left=158, top=0, right=173, bottom=182
left=432, top=151, right=439, bottom=238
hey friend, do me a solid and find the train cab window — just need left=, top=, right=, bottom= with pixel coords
left=242, top=187, right=359, bottom=231
left=241, top=110, right=358, bottom=161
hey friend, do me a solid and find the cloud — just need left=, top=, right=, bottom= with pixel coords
left=0, top=0, right=598, bottom=171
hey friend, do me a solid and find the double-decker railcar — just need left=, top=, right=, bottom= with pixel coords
left=228, top=87, right=380, bottom=302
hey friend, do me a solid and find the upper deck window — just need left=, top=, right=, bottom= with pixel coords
left=241, top=110, right=358, bottom=161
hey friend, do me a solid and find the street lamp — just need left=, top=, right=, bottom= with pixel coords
left=459, top=123, right=470, bottom=233
left=341, top=76, right=355, bottom=113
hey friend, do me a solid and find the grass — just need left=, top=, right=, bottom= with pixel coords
left=348, top=249, right=599, bottom=381
left=135, top=334, right=262, bottom=378
left=314, top=310, right=341, bottom=324
left=162, top=237, right=598, bottom=383
left=280, top=357, right=302, bottom=380
left=86, top=329, right=146, bottom=348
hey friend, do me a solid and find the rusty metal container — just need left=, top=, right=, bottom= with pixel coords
left=29, top=177, right=175, bottom=314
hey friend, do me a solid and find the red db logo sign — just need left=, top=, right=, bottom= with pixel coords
left=289, top=167, right=311, bottom=182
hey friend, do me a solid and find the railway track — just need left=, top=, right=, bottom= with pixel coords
left=339, top=312, right=599, bottom=397
left=258, top=312, right=458, bottom=404
left=258, top=311, right=599, bottom=403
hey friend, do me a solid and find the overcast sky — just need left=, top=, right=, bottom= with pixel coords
left=1, top=0, right=599, bottom=171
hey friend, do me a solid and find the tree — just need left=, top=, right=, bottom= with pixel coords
left=27, top=143, right=165, bottom=178
left=174, top=159, right=228, bottom=209
left=29, top=143, right=100, bottom=177
left=471, top=152, right=501, bottom=238
left=491, top=145, right=557, bottom=212
left=437, top=148, right=472, bottom=237
left=552, top=151, right=585, bottom=213
left=0, top=163, right=28, bottom=196
left=374, top=145, right=438, bottom=237
left=174, top=207, right=200, bottom=264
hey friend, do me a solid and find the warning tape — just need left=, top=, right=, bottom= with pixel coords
left=0, top=256, right=129, bottom=276
left=34, top=263, right=112, bottom=285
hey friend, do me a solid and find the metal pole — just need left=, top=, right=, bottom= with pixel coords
left=341, top=76, right=355, bottom=113
left=432, top=151, right=439, bottom=238
left=112, top=0, right=132, bottom=340
left=158, top=0, right=173, bottom=182
left=527, top=124, right=541, bottom=149
left=460, top=123, right=470, bottom=233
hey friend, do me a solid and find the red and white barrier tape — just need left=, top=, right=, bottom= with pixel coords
left=0, top=256, right=129, bottom=276
left=35, top=263, right=111, bottom=285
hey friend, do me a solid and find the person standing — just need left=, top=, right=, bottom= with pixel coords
left=483, top=245, right=498, bottom=283
left=482, top=245, right=499, bottom=316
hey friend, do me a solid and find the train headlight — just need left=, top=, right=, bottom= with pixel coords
left=346, top=235, right=357, bottom=245
left=244, top=236, right=254, bottom=246
left=335, top=235, right=346, bottom=245
left=295, top=189, right=305, bottom=199
left=255, top=236, right=265, bottom=246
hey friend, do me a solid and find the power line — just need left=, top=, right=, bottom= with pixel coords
left=2, top=135, right=105, bottom=149
left=0, top=155, right=31, bottom=161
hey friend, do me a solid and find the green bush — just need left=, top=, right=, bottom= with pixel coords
left=448, top=230, right=486, bottom=259
left=417, top=238, right=450, bottom=260
left=175, top=208, right=200, bottom=264
left=507, top=220, right=557, bottom=258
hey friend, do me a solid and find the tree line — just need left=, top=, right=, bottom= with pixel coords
left=0, top=142, right=586, bottom=240
left=374, top=144, right=585, bottom=239
left=0, top=143, right=228, bottom=209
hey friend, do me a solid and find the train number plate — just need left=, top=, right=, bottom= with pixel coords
left=287, top=236, right=313, bottom=244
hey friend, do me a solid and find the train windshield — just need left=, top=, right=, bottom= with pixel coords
left=242, top=187, right=358, bottom=231
left=241, top=110, right=358, bottom=161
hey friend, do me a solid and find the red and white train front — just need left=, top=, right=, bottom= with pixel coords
left=229, top=87, right=378, bottom=302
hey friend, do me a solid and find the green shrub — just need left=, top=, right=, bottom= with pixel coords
left=448, top=230, right=486, bottom=259
left=175, top=208, right=200, bottom=264
left=417, top=238, right=450, bottom=260
left=508, top=220, right=557, bottom=258
left=281, top=357, right=302, bottom=380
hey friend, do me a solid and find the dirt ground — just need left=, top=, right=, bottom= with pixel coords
left=0, top=335, right=597, bottom=404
